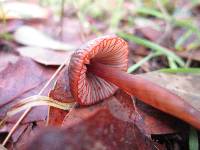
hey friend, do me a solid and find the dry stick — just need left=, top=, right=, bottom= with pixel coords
left=2, top=56, right=71, bottom=147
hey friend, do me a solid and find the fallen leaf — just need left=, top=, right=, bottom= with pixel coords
left=62, top=90, right=184, bottom=135
left=0, top=57, right=55, bottom=123
left=138, top=71, right=200, bottom=111
left=17, top=46, right=74, bottom=65
left=0, top=56, right=57, bottom=149
left=178, top=50, right=200, bottom=62
left=0, top=2, right=50, bottom=20
left=14, top=26, right=76, bottom=51
left=0, top=124, right=28, bottom=143
left=25, top=109, right=164, bottom=150
left=48, top=65, right=74, bottom=126
left=13, top=121, right=46, bottom=149
left=135, top=26, right=162, bottom=42
left=0, top=57, right=54, bottom=107
left=0, top=50, right=19, bottom=72
left=1, top=82, right=51, bottom=124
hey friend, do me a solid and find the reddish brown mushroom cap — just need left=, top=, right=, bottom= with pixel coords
left=69, top=35, right=128, bottom=105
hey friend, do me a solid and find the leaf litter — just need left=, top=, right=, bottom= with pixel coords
left=1, top=0, right=200, bottom=149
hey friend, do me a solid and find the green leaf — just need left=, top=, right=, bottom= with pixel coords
left=167, top=56, right=178, bottom=69
left=128, top=52, right=162, bottom=73
left=174, top=19, right=200, bottom=39
left=175, top=30, right=193, bottom=51
left=159, top=68, right=200, bottom=74
left=136, top=7, right=166, bottom=19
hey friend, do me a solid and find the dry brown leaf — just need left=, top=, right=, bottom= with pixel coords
left=48, top=65, right=74, bottom=126
left=62, top=90, right=184, bottom=135
left=0, top=124, right=28, bottom=143
left=178, top=50, right=200, bottom=62
left=25, top=109, right=165, bottom=150
left=14, top=26, right=76, bottom=51
left=139, top=71, right=200, bottom=111
left=0, top=50, right=19, bottom=72
left=17, top=47, right=74, bottom=65
left=0, top=57, right=55, bottom=123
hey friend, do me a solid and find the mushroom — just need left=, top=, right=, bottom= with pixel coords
left=69, top=35, right=200, bottom=129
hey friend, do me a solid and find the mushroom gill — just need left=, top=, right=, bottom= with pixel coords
left=69, top=35, right=128, bottom=105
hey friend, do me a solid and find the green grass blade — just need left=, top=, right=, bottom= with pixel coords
left=174, top=19, right=200, bottom=39
left=136, top=7, right=200, bottom=40
left=167, top=56, right=178, bottom=69
left=159, top=68, right=200, bottom=73
left=187, top=41, right=200, bottom=50
left=189, top=127, right=199, bottom=150
left=128, top=52, right=162, bottom=73
left=175, top=30, right=193, bottom=51
left=136, top=7, right=166, bottom=20
left=118, top=32, right=185, bottom=67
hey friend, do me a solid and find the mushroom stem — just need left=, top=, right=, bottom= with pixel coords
left=88, top=62, right=200, bottom=130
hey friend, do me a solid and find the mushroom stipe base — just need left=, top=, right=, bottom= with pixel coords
left=88, top=62, right=200, bottom=130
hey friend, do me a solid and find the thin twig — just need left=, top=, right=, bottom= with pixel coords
left=2, top=55, right=71, bottom=147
